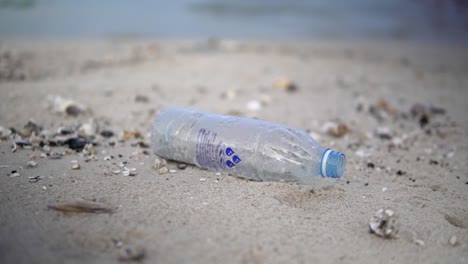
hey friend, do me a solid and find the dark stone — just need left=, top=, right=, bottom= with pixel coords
left=396, top=170, right=406, bottom=176
left=14, top=140, right=31, bottom=147
left=135, top=95, right=150, bottom=103
left=63, top=137, right=91, bottom=152
left=419, top=114, right=429, bottom=128
left=367, top=162, right=375, bottom=169
left=65, top=105, right=82, bottom=117
left=177, top=163, right=188, bottom=170
left=100, top=130, right=114, bottom=138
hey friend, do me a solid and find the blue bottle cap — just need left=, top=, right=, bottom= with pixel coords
left=321, top=149, right=346, bottom=178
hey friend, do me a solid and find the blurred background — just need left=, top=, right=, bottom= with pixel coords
left=0, top=0, right=467, bottom=42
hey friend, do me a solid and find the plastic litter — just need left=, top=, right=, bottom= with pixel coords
left=151, top=107, right=346, bottom=183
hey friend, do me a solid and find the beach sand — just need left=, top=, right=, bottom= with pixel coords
left=0, top=39, right=467, bottom=263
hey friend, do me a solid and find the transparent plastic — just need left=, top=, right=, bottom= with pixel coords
left=151, top=107, right=346, bottom=183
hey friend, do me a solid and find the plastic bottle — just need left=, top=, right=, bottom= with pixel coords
left=151, top=107, right=346, bottom=183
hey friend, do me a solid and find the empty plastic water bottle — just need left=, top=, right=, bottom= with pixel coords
left=151, top=107, right=346, bottom=183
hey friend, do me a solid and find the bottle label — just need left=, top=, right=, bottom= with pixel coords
left=196, top=128, right=241, bottom=170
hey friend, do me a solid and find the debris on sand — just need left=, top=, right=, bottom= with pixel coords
left=0, top=126, right=12, bottom=140
left=122, top=167, right=137, bottom=177
left=321, top=122, right=350, bottom=138
left=118, top=245, right=146, bottom=262
left=369, top=99, right=397, bottom=122
left=72, top=163, right=80, bottom=170
left=47, top=199, right=113, bottom=214
left=20, top=121, right=43, bottom=138
left=63, top=137, right=93, bottom=152
left=369, top=208, right=399, bottom=239
left=29, top=175, right=44, bottom=183
left=376, top=99, right=397, bottom=116
left=27, top=160, right=38, bottom=168
left=153, top=158, right=167, bottom=170
left=47, top=95, right=88, bottom=117
left=78, top=120, right=98, bottom=139
left=82, top=143, right=96, bottom=156
left=100, top=130, right=115, bottom=138
left=11, top=142, right=17, bottom=152
left=121, top=130, right=143, bottom=141
left=9, top=170, right=20, bottom=178
left=375, top=127, right=392, bottom=140
left=273, top=78, right=298, bottom=92
left=159, top=166, right=169, bottom=175
left=135, top=95, right=150, bottom=103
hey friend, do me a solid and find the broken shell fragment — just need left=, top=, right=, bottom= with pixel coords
left=27, top=160, right=38, bottom=168
left=29, top=175, right=44, bottom=183
left=72, top=163, right=80, bottom=170
left=10, top=171, right=20, bottom=177
left=369, top=208, right=398, bottom=239
left=20, top=121, right=43, bottom=138
left=330, top=123, right=349, bottom=138
left=78, top=120, right=97, bottom=139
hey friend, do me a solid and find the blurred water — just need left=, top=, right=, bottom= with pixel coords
left=0, top=0, right=467, bottom=42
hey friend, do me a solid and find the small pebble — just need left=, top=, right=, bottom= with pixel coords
left=104, top=156, right=112, bottom=161
left=112, top=169, right=121, bottom=175
left=382, top=187, right=388, bottom=192
left=449, top=235, right=457, bottom=246
left=10, top=171, right=20, bottom=178
left=199, top=178, right=206, bottom=182
left=169, top=169, right=177, bottom=173
left=135, top=95, right=150, bottom=103
left=159, top=166, right=168, bottom=175
left=72, top=163, right=80, bottom=170
left=100, top=130, right=114, bottom=138
left=177, top=163, right=187, bottom=170
left=414, top=239, right=425, bottom=246
left=42, top=185, right=47, bottom=190
left=246, top=100, right=262, bottom=111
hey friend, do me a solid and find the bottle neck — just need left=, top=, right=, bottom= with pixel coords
left=320, top=149, right=346, bottom=178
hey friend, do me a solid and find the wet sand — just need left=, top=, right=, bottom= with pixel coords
left=0, top=39, right=467, bottom=263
